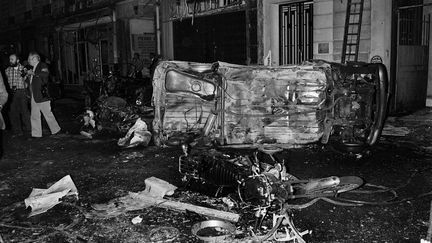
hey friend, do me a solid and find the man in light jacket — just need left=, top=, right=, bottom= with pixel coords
left=26, top=52, right=61, bottom=138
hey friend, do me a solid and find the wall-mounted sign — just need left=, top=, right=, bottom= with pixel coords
left=370, top=55, right=383, bottom=63
left=131, top=33, right=156, bottom=76
left=132, top=33, right=156, bottom=59
left=318, top=43, right=329, bottom=54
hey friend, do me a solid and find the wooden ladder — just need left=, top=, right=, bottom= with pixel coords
left=341, top=0, right=365, bottom=63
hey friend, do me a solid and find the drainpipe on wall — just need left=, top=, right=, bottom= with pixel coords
left=57, top=30, right=62, bottom=81
left=156, top=0, right=161, bottom=56
left=245, top=0, right=251, bottom=65
left=113, top=8, right=119, bottom=64
left=257, top=0, right=264, bottom=65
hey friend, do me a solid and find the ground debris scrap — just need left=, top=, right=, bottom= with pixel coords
left=90, top=177, right=240, bottom=222
left=381, top=124, right=411, bottom=137
left=24, top=175, right=78, bottom=217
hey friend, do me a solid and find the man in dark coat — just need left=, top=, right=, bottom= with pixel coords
left=26, top=52, right=60, bottom=138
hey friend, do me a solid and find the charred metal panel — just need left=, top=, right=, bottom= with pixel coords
left=152, top=61, right=218, bottom=144
left=165, top=70, right=217, bottom=100
left=153, top=61, right=330, bottom=146
left=218, top=62, right=328, bottom=144
left=163, top=94, right=216, bottom=133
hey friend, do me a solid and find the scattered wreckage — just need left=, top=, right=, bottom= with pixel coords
left=11, top=61, right=432, bottom=241
left=79, top=72, right=153, bottom=147
left=150, top=59, right=389, bottom=240
left=75, top=59, right=389, bottom=240
left=80, top=59, right=389, bottom=152
left=20, top=168, right=363, bottom=241
left=179, top=144, right=364, bottom=241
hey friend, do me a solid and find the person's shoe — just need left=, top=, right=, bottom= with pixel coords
left=9, top=130, right=23, bottom=137
left=11, top=132, right=24, bottom=138
left=51, top=129, right=66, bottom=136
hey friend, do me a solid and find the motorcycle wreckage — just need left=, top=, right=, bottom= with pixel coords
left=179, top=142, right=364, bottom=242
left=80, top=73, right=153, bottom=147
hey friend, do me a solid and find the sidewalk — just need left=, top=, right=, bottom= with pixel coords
left=383, top=108, right=432, bottom=152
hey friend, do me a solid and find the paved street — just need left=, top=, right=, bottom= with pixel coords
left=1, top=98, right=432, bottom=242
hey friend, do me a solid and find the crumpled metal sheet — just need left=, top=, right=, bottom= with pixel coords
left=152, top=61, right=330, bottom=146
left=152, top=61, right=217, bottom=143
left=218, top=62, right=328, bottom=145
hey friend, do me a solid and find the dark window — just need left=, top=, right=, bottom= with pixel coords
left=398, top=6, right=428, bottom=45
left=173, top=11, right=247, bottom=64
left=394, top=0, right=422, bottom=7
left=24, top=10, right=32, bottom=20
left=42, top=4, right=51, bottom=15
left=78, top=42, right=87, bottom=74
left=248, top=9, right=258, bottom=64
left=78, top=29, right=86, bottom=41
left=224, top=0, right=241, bottom=5
left=8, top=16, right=15, bottom=24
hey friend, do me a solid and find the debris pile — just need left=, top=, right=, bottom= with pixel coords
left=24, top=175, right=78, bottom=217
left=117, top=118, right=152, bottom=148
left=90, top=176, right=240, bottom=223
left=79, top=94, right=153, bottom=148
left=382, top=124, right=411, bottom=137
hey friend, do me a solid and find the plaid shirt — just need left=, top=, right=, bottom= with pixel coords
left=5, top=64, right=26, bottom=90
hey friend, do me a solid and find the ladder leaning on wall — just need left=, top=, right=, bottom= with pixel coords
left=341, top=0, right=365, bottom=63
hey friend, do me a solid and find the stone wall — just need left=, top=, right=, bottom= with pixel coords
left=263, top=0, right=377, bottom=64
left=313, top=0, right=334, bottom=61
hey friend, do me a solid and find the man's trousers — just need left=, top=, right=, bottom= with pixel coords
left=30, top=97, right=60, bottom=137
left=9, top=90, right=31, bottom=133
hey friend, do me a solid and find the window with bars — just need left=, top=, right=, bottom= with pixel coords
left=398, top=7, right=430, bottom=46
left=279, top=1, right=313, bottom=65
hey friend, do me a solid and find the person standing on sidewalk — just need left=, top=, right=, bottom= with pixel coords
left=0, top=74, right=9, bottom=157
left=5, top=53, right=31, bottom=137
left=26, top=52, right=61, bottom=138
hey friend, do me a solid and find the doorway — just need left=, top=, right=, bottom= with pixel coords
left=391, top=2, right=430, bottom=113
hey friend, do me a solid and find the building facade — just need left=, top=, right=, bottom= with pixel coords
left=160, top=0, right=432, bottom=113
left=160, top=0, right=258, bottom=65
left=0, top=0, right=158, bottom=87
left=1, top=0, right=431, bottom=113
left=0, top=0, right=55, bottom=68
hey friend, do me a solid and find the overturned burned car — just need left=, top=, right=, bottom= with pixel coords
left=152, top=60, right=389, bottom=152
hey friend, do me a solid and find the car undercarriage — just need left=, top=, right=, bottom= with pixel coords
left=152, top=60, right=389, bottom=152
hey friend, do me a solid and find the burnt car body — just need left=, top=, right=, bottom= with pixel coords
left=152, top=60, right=389, bottom=151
